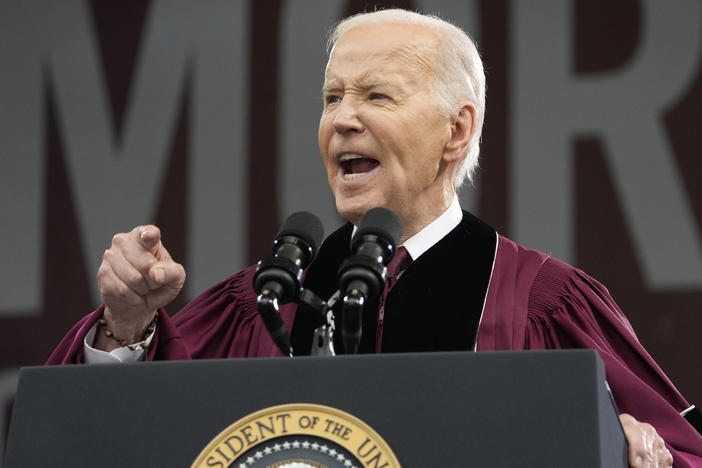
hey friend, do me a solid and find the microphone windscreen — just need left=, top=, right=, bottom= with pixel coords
left=276, top=211, right=325, bottom=257
left=355, top=207, right=403, bottom=247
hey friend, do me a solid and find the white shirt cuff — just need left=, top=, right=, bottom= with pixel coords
left=681, top=405, right=696, bottom=416
left=83, top=320, right=156, bottom=364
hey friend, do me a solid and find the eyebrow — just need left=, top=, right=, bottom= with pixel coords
left=321, top=81, right=341, bottom=93
left=322, top=73, right=396, bottom=94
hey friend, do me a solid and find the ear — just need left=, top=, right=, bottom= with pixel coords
left=443, top=102, right=476, bottom=163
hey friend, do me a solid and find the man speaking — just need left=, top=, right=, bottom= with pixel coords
left=48, top=9, right=701, bottom=467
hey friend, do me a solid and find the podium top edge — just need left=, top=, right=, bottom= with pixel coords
left=27, top=348, right=601, bottom=373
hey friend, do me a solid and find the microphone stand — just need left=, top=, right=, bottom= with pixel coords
left=301, top=289, right=336, bottom=357
left=341, top=288, right=365, bottom=354
left=256, top=287, right=336, bottom=357
left=256, top=290, right=293, bottom=357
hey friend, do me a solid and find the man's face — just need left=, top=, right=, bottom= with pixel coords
left=318, top=23, right=458, bottom=237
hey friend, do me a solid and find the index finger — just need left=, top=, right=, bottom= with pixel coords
left=109, top=227, right=159, bottom=276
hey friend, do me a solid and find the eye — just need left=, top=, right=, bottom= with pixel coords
left=369, top=92, right=387, bottom=100
left=325, top=94, right=341, bottom=105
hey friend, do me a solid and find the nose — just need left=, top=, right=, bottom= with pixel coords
left=332, top=97, right=364, bottom=134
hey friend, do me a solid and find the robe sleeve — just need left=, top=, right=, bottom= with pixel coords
left=46, top=265, right=289, bottom=364
left=172, top=265, right=288, bottom=358
left=45, top=307, right=99, bottom=365
left=524, top=257, right=702, bottom=467
left=45, top=305, right=190, bottom=364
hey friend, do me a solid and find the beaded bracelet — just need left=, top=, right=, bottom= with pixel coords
left=98, top=314, right=157, bottom=349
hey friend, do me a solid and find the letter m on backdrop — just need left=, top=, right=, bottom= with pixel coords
left=0, top=0, right=249, bottom=318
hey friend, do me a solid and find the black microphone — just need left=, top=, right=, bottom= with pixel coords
left=253, top=211, right=324, bottom=356
left=338, top=207, right=403, bottom=353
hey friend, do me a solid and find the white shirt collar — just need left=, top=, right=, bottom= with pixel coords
left=402, top=196, right=462, bottom=261
left=350, top=196, right=462, bottom=261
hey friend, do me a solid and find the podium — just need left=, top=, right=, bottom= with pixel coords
left=4, top=350, right=627, bottom=467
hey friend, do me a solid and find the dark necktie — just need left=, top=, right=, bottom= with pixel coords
left=375, top=246, right=412, bottom=353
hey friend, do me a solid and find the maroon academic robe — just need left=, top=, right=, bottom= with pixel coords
left=47, top=212, right=702, bottom=465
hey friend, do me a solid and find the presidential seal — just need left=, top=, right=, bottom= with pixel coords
left=192, top=403, right=401, bottom=468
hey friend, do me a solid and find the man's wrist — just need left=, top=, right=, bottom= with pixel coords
left=84, top=320, right=154, bottom=363
left=94, top=307, right=157, bottom=351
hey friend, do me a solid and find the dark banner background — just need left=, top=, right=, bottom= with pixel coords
left=1, top=0, right=701, bottom=460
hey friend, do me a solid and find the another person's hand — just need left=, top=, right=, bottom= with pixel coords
left=620, top=413, right=673, bottom=468
left=95, top=225, right=186, bottom=351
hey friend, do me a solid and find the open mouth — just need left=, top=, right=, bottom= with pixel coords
left=340, top=154, right=380, bottom=180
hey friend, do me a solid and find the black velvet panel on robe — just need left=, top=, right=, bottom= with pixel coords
left=290, top=211, right=497, bottom=355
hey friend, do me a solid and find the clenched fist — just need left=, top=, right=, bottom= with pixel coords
left=620, top=413, right=673, bottom=468
left=95, top=225, right=185, bottom=351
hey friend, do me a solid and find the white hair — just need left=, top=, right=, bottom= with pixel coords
left=327, top=8, right=486, bottom=188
